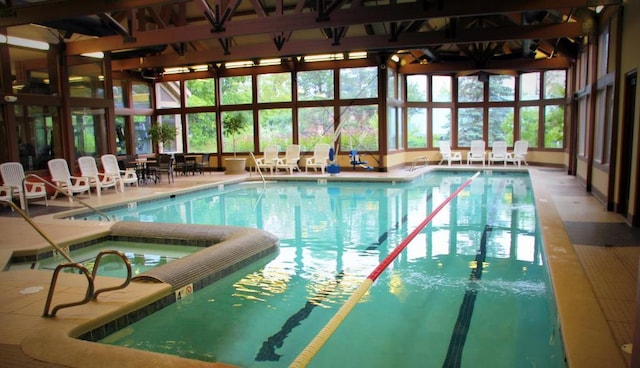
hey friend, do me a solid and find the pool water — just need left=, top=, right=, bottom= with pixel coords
left=37, top=240, right=202, bottom=278
left=96, top=171, right=565, bottom=367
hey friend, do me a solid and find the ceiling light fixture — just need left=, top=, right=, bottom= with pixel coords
left=225, top=60, right=254, bottom=68
left=81, top=52, right=104, bottom=59
left=259, top=58, right=282, bottom=66
left=0, top=35, right=49, bottom=51
left=304, top=53, right=344, bottom=62
left=348, top=51, right=367, bottom=59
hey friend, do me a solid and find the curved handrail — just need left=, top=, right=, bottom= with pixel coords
left=290, top=171, right=482, bottom=367
left=43, top=263, right=94, bottom=318
left=23, top=173, right=112, bottom=221
left=92, top=250, right=132, bottom=299
left=249, top=152, right=267, bottom=188
left=409, top=156, right=429, bottom=171
left=0, top=199, right=74, bottom=263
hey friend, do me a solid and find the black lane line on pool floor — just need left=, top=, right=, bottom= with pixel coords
left=442, top=224, right=491, bottom=368
left=255, top=271, right=345, bottom=362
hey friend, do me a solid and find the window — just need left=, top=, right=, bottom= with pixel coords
left=520, top=72, right=540, bottom=101
left=68, top=60, right=105, bottom=98
left=134, top=115, right=153, bottom=154
left=388, top=106, right=398, bottom=150
left=113, top=80, right=125, bottom=108
left=115, top=116, right=126, bottom=155
left=339, top=67, right=378, bottom=99
left=544, top=105, right=564, bottom=149
left=258, top=73, right=292, bottom=103
left=544, top=70, right=566, bottom=99
left=458, top=76, right=484, bottom=102
left=221, top=76, right=252, bottom=105
left=577, top=99, right=588, bottom=156
left=186, top=112, right=216, bottom=152
left=14, top=105, right=57, bottom=170
left=71, top=107, right=108, bottom=157
left=457, top=107, right=483, bottom=146
left=407, top=107, right=427, bottom=148
left=407, top=75, right=428, bottom=102
left=488, top=107, right=513, bottom=145
left=258, top=108, right=293, bottom=149
left=597, top=26, right=610, bottom=78
left=298, top=106, right=334, bottom=150
left=339, top=105, right=378, bottom=151
left=297, top=70, right=333, bottom=101
left=157, top=114, right=181, bottom=152
left=432, top=108, right=451, bottom=146
left=156, top=81, right=181, bottom=109
left=432, top=75, right=452, bottom=102
left=489, top=75, right=515, bottom=102
left=132, top=82, right=151, bottom=109
left=186, top=78, right=215, bottom=107
left=222, top=111, right=254, bottom=153
left=520, top=106, right=539, bottom=148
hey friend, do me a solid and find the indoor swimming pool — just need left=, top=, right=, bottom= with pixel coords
left=88, top=171, right=566, bottom=367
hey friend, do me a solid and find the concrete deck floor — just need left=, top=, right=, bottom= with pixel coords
left=0, top=166, right=638, bottom=367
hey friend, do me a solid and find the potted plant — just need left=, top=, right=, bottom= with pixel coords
left=148, top=122, right=177, bottom=152
left=222, top=112, right=248, bottom=174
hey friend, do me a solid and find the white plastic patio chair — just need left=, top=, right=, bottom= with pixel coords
left=276, top=145, right=301, bottom=174
left=48, top=158, right=91, bottom=202
left=305, top=143, right=331, bottom=173
left=506, top=140, right=529, bottom=167
left=467, top=140, right=486, bottom=166
left=0, top=162, right=48, bottom=210
left=255, top=145, right=280, bottom=174
left=101, top=154, right=138, bottom=191
left=438, top=140, right=462, bottom=165
left=488, top=141, right=508, bottom=166
left=78, top=156, right=118, bottom=197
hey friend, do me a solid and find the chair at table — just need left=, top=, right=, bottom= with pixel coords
left=47, top=158, right=91, bottom=202
left=506, top=140, right=529, bottom=167
left=305, top=143, right=330, bottom=174
left=101, top=154, right=138, bottom=191
left=0, top=162, right=48, bottom=210
left=467, top=140, right=486, bottom=166
left=276, top=144, right=301, bottom=174
left=255, top=145, right=279, bottom=174
left=197, top=153, right=211, bottom=175
left=78, top=156, right=118, bottom=196
left=488, top=141, right=508, bottom=166
left=151, top=154, right=175, bottom=184
left=438, top=140, right=462, bottom=165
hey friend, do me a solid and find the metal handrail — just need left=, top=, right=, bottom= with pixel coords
left=409, top=156, right=429, bottom=171
left=249, top=152, right=267, bottom=188
left=43, top=263, right=94, bottom=317
left=0, top=199, right=74, bottom=263
left=23, top=173, right=112, bottom=221
left=92, top=250, right=132, bottom=299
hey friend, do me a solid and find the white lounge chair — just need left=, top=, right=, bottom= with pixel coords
left=506, top=140, right=529, bottom=167
left=438, top=140, right=462, bottom=165
left=101, top=154, right=138, bottom=191
left=467, top=140, right=486, bottom=166
left=0, top=162, right=48, bottom=210
left=276, top=144, right=301, bottom=174
left=78, top=156, right=118, bottom=197
left=488, top=141, right=508, bottom=166
left=305, top=143, right=331, bottom=173
left=48, top=158, right=91, bottom=202
left=0, top=185, right=13, bottom=210
left=255, top=145, right=279, bottom=174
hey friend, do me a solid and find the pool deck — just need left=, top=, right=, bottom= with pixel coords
left=0, top=165, right=637, bottom=367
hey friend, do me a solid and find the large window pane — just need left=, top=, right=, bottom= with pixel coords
left=489, top=75, right=515, bottom=101
left=132, top=82, right=151, bottom=108
left=457, top=107, right=483, bottom=146
left=71, top=107, right=107, bottom=157
left=68, top=60, right=104, bottom=98
left=187, top=112, right=217, bottom=152
left=432, top=108, right=451, bottom=146
left=186, top=78, right=215, bottom=107
left=222, top=111, right=254, bottom=153
left=520, top=72, right=540, bottom=101
left=14, top=105, right=56, bottom=170
left=407, top=75, right=427, bottom=102
left=407, top=107, right=427, bottom=148
left=157, top=114, right=181, bottom=153
left=339, top=105, right=378, bottom=151
left=520, top=106, right=539, bottom=148
left=388, top=106, right=397, bottom=150
left=115, top=116, right=126, bottom=155
left=432, top=75, right=452, bottom=102
left=577, top=99, right=587, bottom=156
left=488, top=107, right=513, bottom=145
left=297, top=70, right=333, bottom=101
left=258, top=73, right=292, bottom=103
left=339, top=67, right=378, bottom=99
left=258, top=108, right=293, bottom=149
left=156, top=81, right=181, bottom=109
left=298, top=106, right=334, bottom=150
left=458, top=76, right=484, bottom=102
left=134, top=115, right=153, bottom=154
left=544, top=70, right=566, bottom=99
left=221, top=76, right=252, bottom=105
left=544, top=105, right=564, bottom=149
left=113, top=80, right=125, bottom=108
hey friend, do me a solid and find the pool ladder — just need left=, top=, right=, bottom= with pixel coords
left=43, top=250, right=132, bottom=317
left=409, top=156, right=429, bottom=171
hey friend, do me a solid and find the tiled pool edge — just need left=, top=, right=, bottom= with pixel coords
left=529, top=168, right=627, bottom=368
